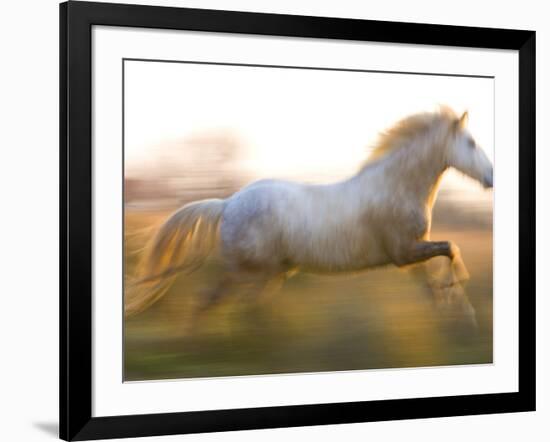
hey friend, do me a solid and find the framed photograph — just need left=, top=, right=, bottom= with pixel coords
left=60, top=1, right=535, bottom=440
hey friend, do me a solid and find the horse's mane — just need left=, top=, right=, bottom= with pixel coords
left=362, top=106, right=458, bottom=167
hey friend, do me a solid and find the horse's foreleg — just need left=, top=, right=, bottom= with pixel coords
left=410, top=263, right=478, bottom=332
left=397, top=241, right=469, bottom=288
left=399, top=240, right=452, bottom=263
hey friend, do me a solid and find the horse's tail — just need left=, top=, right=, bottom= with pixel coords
left=124, top=198, right=225, bottom=318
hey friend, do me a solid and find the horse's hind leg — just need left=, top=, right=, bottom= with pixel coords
left=228, top=270, right=288, bottom=331
left=194, top=265, right=271, bottom=312
left=195, top=275, right=234, bottom=314
left=241, top=272, right=287, bottom=304
left=185, top=269, right=282, bottom=333
left=183, top=275, right=235, bottom=335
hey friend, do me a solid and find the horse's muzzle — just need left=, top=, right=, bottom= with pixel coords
left=483, top=171, right=493, bottom=189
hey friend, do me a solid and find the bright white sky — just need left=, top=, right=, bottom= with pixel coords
left=124, top=60, right=494, bottom=196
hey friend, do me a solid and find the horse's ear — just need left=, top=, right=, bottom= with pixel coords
left=452, top=111, right=469, bottom=132
left=458, top=111, right=469, bottom=128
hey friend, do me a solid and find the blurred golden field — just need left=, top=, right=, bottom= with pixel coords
left=123, top=128, right=493, bottom=381
left=124, top=208, right=492, bottom=381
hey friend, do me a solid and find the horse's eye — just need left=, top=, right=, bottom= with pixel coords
left=468, top=137, right=476, bottom=148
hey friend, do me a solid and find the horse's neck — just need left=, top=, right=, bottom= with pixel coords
left=354, top=141, right=446, bottom=208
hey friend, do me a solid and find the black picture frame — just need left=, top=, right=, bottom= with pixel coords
left=60, top=1, right=536, bottom=440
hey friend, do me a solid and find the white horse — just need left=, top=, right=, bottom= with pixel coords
left=125, top=107, right=493, bottom=321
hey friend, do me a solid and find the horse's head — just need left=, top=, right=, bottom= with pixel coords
left=446, top=111, right=493, bottom=189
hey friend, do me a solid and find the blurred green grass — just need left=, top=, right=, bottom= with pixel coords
left=124, top=211, right=492, bottom=381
